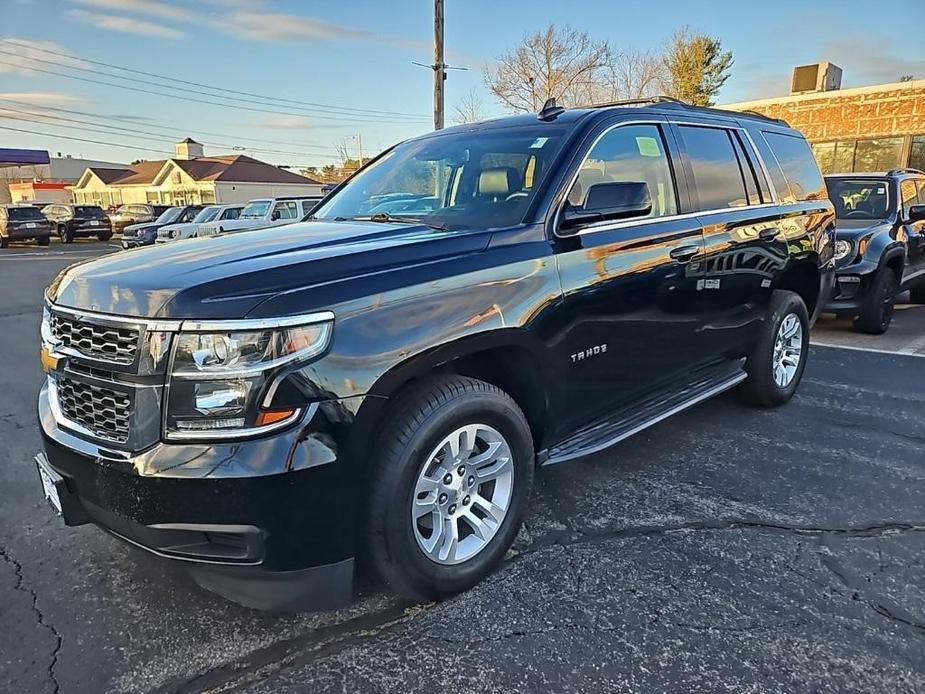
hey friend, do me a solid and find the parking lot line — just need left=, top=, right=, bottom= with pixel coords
left=812, top=341, right=925, bottom=359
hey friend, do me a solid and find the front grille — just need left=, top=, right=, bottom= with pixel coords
left=56, top=376, right=131, bottom=443
left=50, top=312, right=139, bottom=364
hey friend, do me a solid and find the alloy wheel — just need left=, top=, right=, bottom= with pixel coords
left=772, top=313, right=803, bottom=388
left=411, top=423, right=514, bottom=565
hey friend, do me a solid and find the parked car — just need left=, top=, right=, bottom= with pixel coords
left=36, top=98, right=834, bottom=611
left=824, top=169, right=925, bottom=333
left=198, top=196, right=321, bottom=236
left=109, top=203, right=170, bottom=235
left=42, top=204, right=113, bottom=243
left=155, top=204, right=244, bottom=244
left=121, top=205, right=204, bottom=249
left=1, top=204, right=52, bottom=247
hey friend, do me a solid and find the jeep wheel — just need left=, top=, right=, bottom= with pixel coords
left=739, top=290, right=809, bottom=408
left=366, top=375, right=534, bottom=601
left=853, top=269, right=897, bottom=334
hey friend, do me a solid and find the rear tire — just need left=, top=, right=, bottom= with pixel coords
left=739, top=290, right=810, bottom=408
left=37, top=236, right=50, bottom=247
left=0, top=234, right=8, bottom=249
left=58, top=225, right=73, bottom=244
left=366, top=375, right=534, bottom=601
left=853, top=269, right=898, bottom=334
left=97, top=229, right=113, bottom=242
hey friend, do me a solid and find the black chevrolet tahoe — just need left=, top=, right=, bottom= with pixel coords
left=824, top=169, right=925, bottom=333
left=36, top=98, right=835, bottom=611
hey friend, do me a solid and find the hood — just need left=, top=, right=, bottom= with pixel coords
left=834, top=219, right=891, bottom=239
left=123, top=221, right=160, bottom=234
left=48, top=221, right=491, bottom=319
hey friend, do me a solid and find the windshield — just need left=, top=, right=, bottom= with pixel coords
left=312, top=126, right=566, bottom=230
left=826, top=178, right=892, bottom=220
left=155, top=207, right=183, bottom=224
left=74, top=206, right=105, bottom=218
left=241, top=200, right=271, bottom=219
left=8, top=207, right=45, bottom=220
left=192, top=206, right=219, bottom=224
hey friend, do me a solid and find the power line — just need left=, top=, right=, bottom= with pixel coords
left=0, top=124, right=336, bottom=170
left=0, top=47, right=430, bottom=124
left=4, top=38, right=429, bottom=120
left=0, top=96, right=347, bottom=152
left=0, top=102, right=343, bottom=159
left=0, top=56, right=431, bottom=126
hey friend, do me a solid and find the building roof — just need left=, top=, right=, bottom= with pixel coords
left=720, top=78, right=925, bottom=110
left=177, top=137, right=201, bottom=144
left=80, top=154, right=320, bottom=188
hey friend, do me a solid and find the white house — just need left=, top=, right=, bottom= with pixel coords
left=70, top=139, right=323, bottom=207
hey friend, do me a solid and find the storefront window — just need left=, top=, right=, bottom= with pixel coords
left=910, top=135, right=925, bottom=173
left=853, top=137, right=903, bottom=172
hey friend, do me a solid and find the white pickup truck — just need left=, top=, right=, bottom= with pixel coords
left=155, top=203, right=245, bottom=243
left=197, top=197, right=322, bottom=237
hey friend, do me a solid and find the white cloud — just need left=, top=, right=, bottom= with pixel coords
left=262, top=115, right=312, bottom=129
left=0, top=38, right=87, bottom=76
left=69, top=0, right=194, bottom=21
left=68, top=9, right=187, bottom=38
left=222, top=11, right=369, bottom=42
left=0, top=92, right=89, bottom=104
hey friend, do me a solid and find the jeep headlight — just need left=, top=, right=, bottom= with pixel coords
left=164, top=314, right=333, bottom=440
left=833, top=239, right=852, bottom=262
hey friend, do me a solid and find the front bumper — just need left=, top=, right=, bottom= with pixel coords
left=824, top=260, right=879, bottom=315
left=121, top=235, right=154, bottom=249
left=37, top=382, right=358, bottom=611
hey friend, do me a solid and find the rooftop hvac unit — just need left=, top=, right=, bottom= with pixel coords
left=791, top=63, right=843, bottom=94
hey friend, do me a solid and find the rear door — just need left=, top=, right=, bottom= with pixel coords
left=552, top=119, right=707, bottom=432
left=672, top=120, right=788, bottom=355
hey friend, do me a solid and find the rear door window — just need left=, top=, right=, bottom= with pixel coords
left=221, top=207, right=242, bottom=220
left=761, top=132, right=826, bottom=202
left=273, top=201, right=299, bottom=220
left=678, top=125, right=750, bottom=210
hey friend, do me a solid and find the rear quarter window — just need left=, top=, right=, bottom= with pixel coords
left=762, top=131, right=826, bottom=203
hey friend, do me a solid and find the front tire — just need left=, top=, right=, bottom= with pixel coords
left=0, top=234, right=8, bottom=249
left=739, top=290, right=810, bottom=408
left=58, top=225, right=73, bottom=244
left=366, top=375, right=534, bottom=601
left=853, top=269, right=898, bottom=334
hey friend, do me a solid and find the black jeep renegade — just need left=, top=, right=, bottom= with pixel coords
left=36, top=98, right=835, bottom=610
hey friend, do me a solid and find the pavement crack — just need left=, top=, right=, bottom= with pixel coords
left=515, top=518, right=925, bottom=558
left=818, top=534, right=925, bottom=637
left=0, top=545, right=62, bottom=694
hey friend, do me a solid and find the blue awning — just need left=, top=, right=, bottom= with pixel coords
left=0, top=148, right=51, bottom=166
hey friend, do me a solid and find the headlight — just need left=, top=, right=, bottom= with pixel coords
left=165, top=315, right=333, bottom=440
left=40, top=306, right=55, bottom=345
left=833, top=239, right=852, bottom=262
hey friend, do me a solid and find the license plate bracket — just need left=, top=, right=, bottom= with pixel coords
left=34, top=453, right=89, bottom=526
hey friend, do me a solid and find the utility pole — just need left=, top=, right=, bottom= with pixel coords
left=433, top=0, right=445, bottom=130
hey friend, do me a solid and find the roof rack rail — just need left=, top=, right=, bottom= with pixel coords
left=581, top=97, right=790, bottom=126
left=583, top=95, right=685, bottom=109
left=737, top=109, right=787, bottom=125
left=887, top=168, right=925, bottom=176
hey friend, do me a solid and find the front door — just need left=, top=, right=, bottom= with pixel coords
left=552, top=121, right=706, bottom=435
left=901, top=179, right=925, bottom=277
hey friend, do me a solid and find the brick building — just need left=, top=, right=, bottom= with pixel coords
left=722, top=75, right=925, bottom=175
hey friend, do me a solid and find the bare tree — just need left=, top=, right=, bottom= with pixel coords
left=453, top=87, right=486, bottom=124
left=484, top=25, right=612, bottom=111
left=584, top=49, right=664, bottom=104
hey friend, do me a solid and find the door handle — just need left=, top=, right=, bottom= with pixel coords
left=758, top=227, right=781, bottom=241
left=669, top=245, right=700, bottom=263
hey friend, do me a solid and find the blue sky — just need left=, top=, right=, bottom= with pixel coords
left=1, top=0, right=923, bottom=169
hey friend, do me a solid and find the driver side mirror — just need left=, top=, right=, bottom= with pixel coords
left=560, top=181, right=652, bottom=233
left=907, top=204, right=925, bottom=223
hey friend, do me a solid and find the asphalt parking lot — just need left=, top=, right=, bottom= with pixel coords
left=1, top=240, right=923, bottom=693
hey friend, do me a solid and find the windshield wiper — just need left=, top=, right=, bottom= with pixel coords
left=344, top=213, right=446, bottom=231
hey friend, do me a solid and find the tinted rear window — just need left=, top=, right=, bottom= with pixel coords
left=678, top=125, right=750, bottom=210
left=74, top=206, right=105, bottom=218
left=762, top=132, right=826, bottom=202
left=8, top=207, right=45, bottom=220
